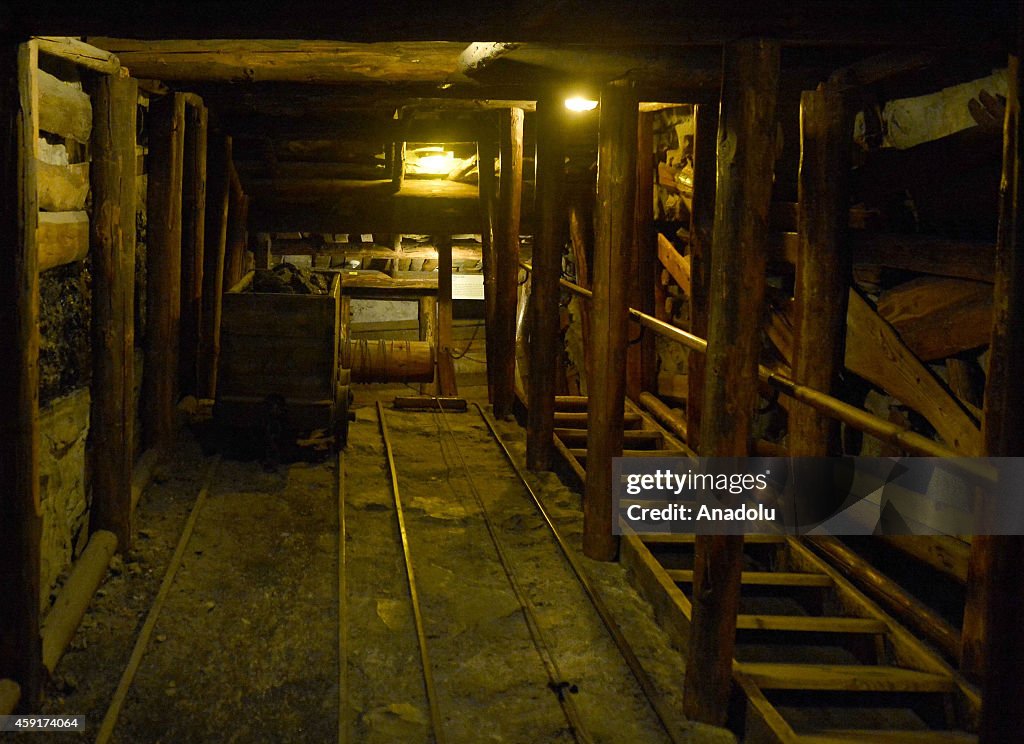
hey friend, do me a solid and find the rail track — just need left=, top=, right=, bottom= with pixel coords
left=337, top=398, right=690, bottom=743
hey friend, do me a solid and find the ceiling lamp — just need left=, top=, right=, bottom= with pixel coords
left=564, top=95, right=598, bottom=112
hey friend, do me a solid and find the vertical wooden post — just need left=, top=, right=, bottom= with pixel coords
left=223, top=165, right=249, bottom=290
left=686, top=103, right=717, bottom=451
left=0, top=38, right=42, bottom=712
left=965, top=51, right=1024, bottom=744
left=630, top=111, right=657, bottom=398
left=144, top=92, right=186, bottom=449
left=254, top=232, right=271, bottom=269
left=790, top=83, right=851, bottom=457
left=179, top=101, right=207, bottom=398
left=683, top=39, right=780, bottom=727
left=89, top=69, right=137, bottom=552
left=527, top=92, right=566, bottom=471
left=436, top=235, right=457, bottom=396
left=478, top=120, right=499, bottom=401
left=584, top=79, right=638, bottom=561
left=391, top=138, right=406, bottom=193
left=493, top=107, right=524, bottom=417
left=418, top=296, right=438, bottom=395
left=198, top=132, right=230, bottom=399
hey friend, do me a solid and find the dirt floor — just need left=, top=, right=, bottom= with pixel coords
left=29, top=383, right=736, bottom=744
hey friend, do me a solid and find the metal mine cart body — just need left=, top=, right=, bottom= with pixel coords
left=215, top=270, right=352, bottom=446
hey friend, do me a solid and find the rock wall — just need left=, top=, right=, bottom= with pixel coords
left=38, top=387, right=91, bottom=609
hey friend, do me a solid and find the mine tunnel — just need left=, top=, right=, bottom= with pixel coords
left=1, top=2, right=1023, bottom=742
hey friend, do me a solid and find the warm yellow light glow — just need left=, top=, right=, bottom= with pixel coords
left=565, top=96, right=598, bottom=112
left=414, top=153, right=457, bottom=174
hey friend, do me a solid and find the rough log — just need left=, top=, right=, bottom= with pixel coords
left=341, top=339, right=434, bottom=382
left=968, top=49, right=1024, bottom=744
left=686, top=102, right=716, bottom=452
left=584, top=78, right=637, bottom=561
left=179, top=101, right=208, bottom=397
left=34, top=36, right=120, bottom=73
left=418, top=296, right=438, bottom=395
left=684, top=39, right=779, bottom=728
left=436, top=235, right=457, bottom=396
left=38, top=209, right=88, bottom=270
left=0, top=39, right=43, bottom=711
left=492, top=108, right=524, bottom=418
left=223, top=163, right=249, bottom=290
left=790, top=82, right=852, bottom=457
left=628, top=111, right=656, bottom=398
left=852, top=233, right=995, bottom=283
left=37, top=159, right=88, bottom=211
left=478, top=122, right=498, bottom=401
left=526, top=92, right=565, bottom=471
left=40, top=530, right=117, bottom=672
left=198, top=132, right=231, bottom=399
left=36, top=67, right=90, bottom=142
left=88, top=69, right=136, bottom=551
left=657, top=233, right=691, bottom=294
left=143, top=92, right=186, bottom=450
left=876, top=277, right=993, bottom=361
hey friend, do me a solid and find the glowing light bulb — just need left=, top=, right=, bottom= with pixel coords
left=564, top=96, right=598, bottom=112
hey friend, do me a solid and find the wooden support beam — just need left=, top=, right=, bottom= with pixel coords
left=478, top=122, right=498, bottom=401
left=223, top=162, right=249, bottom=291
left=436, top=235, right=457, bottom=396
left=967, top=48, right=1024, bottom=744
left=492, top=108, right=524, bottom=418
left=198, top=132, right=230, bottom=399
left=628, top=111, right=656, bottom=399
left=36, top=67, right=90, bottom=142
left=583, top=78, right=637, bottom=561
left=34, top=36, right=120, bottom=74
left=526, top=92, right=565, bottom=471
left=790, top=82, right=851, bottom=457
left=568, top=202, right=593, bottom=386
left=143, top=92, right=186, bottom=450
left=0, top=39, right=43, bottom=712
left=418, top=296, right=438, bottom=395
left=180, top=101, right=208, bottom=398
left=686, top=102, right=716, bottom=451
left=683, top=39, right=779, bottom=728
left=88, top=68, right=136, bottom=552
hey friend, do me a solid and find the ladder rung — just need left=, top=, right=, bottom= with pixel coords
left=735, top=615, right=887, bottom=634
left=666, top=569, right=831, bottom=587
left=736, top=663, right=953, bottom=692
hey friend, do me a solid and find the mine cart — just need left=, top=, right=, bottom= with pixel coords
left=215, top=269, right=352, bottom=446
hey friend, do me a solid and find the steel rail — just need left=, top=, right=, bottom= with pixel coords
left=376, top=401, right=447, bottom=744
left=473, top=403, right=687, bottom=744
left=427, top=402, right=595, bottom=744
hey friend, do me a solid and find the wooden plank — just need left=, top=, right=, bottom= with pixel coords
left=88, top=69, right=136, bottom=551
left=666, top=569, right=832, bottom=587
left=553, top=411, right=644, bottom=428
left=876, top=277, right=992, bottom=361
left=646, top=534, right=785, bottom=545
left=734, top=615, right=886, bottom=634
left=143, top=92, right=186, bottom=449
left=37, top=209, right=88, bottom=270
left=684, top=39, right=779, bottom=728
left=198, top=132, right=231, bottom=399
left=790, top=82, right=851, bottom=458
left=492, top=108, right=524, bottom=418
left=878, top=535, right=969, bottom=583
left=584, top=78, right=636, bottom=561
left=526, top=92, right=565, bottom=471
left=852, top=233, right=994, bottom=283
left=34, top=36, right=120, bottom=73
left=553, top=428, right=663, bottom=447
left=736, top=663, right=952, bottom=692
left=179, top=102, right=208, bottom=397
left=657, top=233, right=691, bottom=295
left=570, top=448, right=686, bottom=459
left=845, top=289, right=981, bottom=454
left=36, top=67, right=90, bottom=142
left=37, top=159, right=88, bottom=211
left=0, top=38, right=43, bottom=711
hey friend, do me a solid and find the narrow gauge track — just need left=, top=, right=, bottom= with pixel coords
left=340, top=398, right=688, bottom=744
